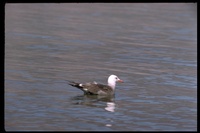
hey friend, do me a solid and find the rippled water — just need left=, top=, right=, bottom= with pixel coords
left=5, top=3, right=197, bottom=131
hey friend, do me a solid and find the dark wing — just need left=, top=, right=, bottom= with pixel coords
left=68, top=81, right=98, bottom=94
left=82, top=83, right=113, bottom=95
left=68, top=81, right=83, bottom=89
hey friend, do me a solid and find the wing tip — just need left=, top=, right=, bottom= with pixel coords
left=67, top=80, right=83, bottom=88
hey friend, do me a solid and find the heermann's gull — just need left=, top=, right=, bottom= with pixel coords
left=68, top=75, right=123, bottom=95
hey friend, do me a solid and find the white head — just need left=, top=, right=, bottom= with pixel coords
left=107, top=75, right=123, bottom=90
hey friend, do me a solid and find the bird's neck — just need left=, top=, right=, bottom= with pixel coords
left=108, top=82, right=116, bottom=90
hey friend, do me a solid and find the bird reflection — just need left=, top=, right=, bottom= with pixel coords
left=70, top=94, right=116, bottom=112
left=105, top=102, right=115, bottom=112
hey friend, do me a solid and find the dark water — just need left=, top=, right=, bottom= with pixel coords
left=5, top=3, right=197, bottom=131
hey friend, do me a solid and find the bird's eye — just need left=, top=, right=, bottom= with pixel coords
left=115, top=77, right=118, bottom=79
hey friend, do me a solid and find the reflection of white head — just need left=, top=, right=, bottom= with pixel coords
left=107, top=75, right=123, bottom=90
left=105, top=102, right=116, bottom=112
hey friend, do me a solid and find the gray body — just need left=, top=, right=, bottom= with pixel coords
left=68, top=81, right=114, bottom=95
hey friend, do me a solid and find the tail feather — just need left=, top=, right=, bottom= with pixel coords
left=67, top=80, right=83, bottom=89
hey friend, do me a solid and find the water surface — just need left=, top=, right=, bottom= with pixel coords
left=5, top=3, right=197, bottom=131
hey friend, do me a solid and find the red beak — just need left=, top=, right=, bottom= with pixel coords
left=117, top=79, right=123, bottom=83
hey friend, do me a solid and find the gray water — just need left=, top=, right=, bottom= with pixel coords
left=5, top=3, right=197, bottom=131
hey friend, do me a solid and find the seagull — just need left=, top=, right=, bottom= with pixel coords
left=68, top=75, right=123, bottom=95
